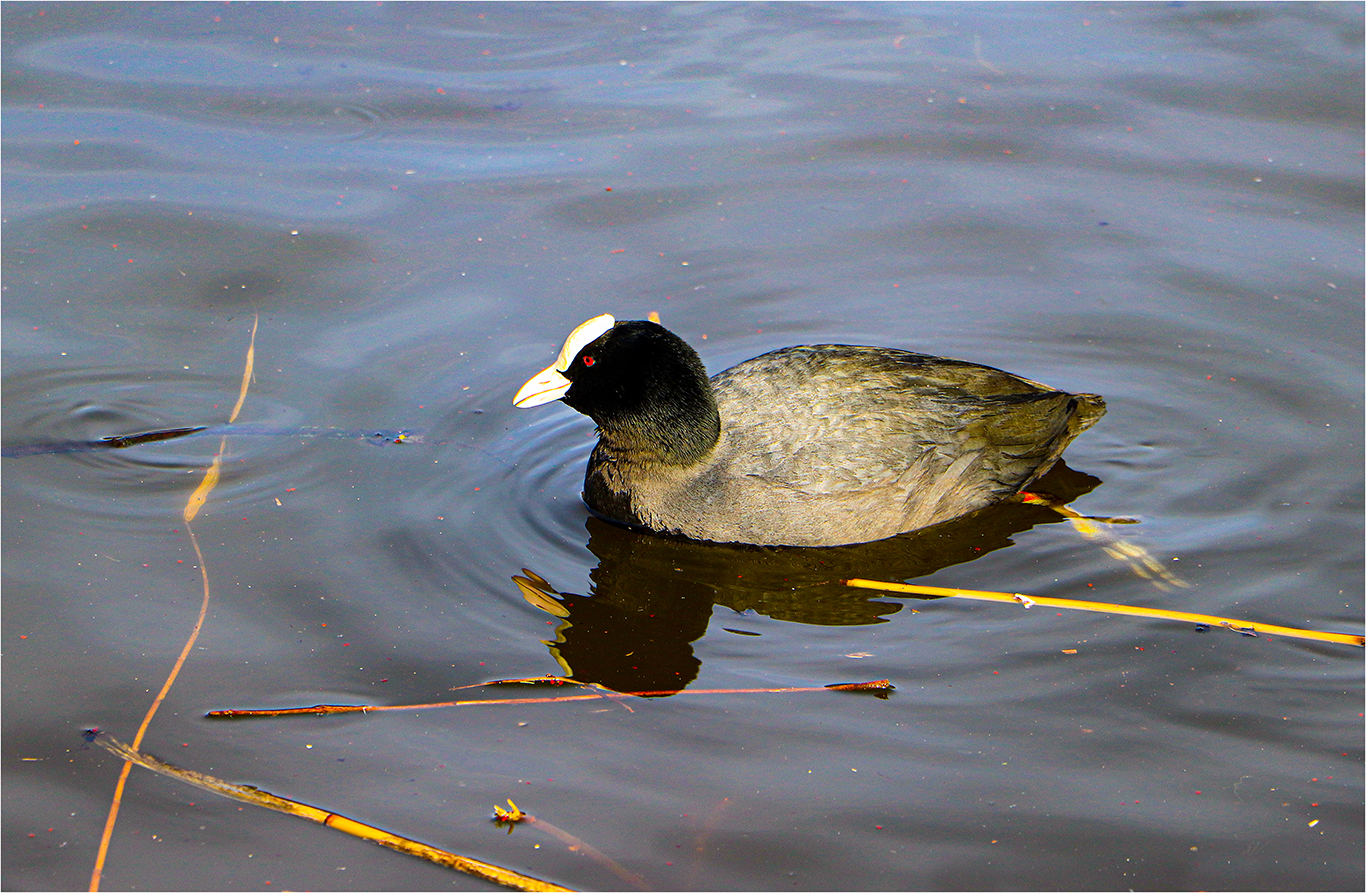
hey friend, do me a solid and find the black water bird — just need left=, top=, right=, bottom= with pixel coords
left=514, top=314, right=1104, bottom=548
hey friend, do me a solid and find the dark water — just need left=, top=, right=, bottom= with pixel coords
left=3, top=3, right=1362, bottom=890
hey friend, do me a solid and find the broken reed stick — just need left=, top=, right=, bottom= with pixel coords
left=92, top=316, right=260, bottom=893
left=92, top=735, right=571, bottom=893
left=844, top=579, right=1364, bottom=647
left=205, top=680, right=894, bottom=719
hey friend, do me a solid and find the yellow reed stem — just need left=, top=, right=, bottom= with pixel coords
left=844, top=579, right=1363, bottom=647
left=94, top=736, right=571, bottom=892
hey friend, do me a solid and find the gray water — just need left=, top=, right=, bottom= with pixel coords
left=3, top=3, right=1362, bottom=890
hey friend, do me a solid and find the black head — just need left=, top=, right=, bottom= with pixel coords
left=554, top=319, right=721, bottom=465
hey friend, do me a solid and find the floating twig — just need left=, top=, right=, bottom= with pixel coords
left=207, top=678, right=894, bottom=719
left=824, top=679, right=895, bottom=692
left=91, top=316, right=260, bottom=893
left=1020, top=491, right=1187, bottom=591
left=92, top=735, right=571, bottom=892
left=844, top=579, right=1364, bottom=647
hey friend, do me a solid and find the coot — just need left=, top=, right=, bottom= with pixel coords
left=514, top=314, right=1104, bottom=547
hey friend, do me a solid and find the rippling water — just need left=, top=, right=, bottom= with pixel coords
left=4, top=3, right=1362, bottom=891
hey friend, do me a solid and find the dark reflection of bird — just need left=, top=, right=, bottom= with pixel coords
left=513, top=460, right=1102, bottom=695
left=515, top=315, right=1105, bottom=547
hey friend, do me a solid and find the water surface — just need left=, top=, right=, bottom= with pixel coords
left=3, top=3, right=1362, bottom=890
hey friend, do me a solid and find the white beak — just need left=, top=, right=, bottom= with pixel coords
left=511, top=314, right=615, bottom=408
left=513, top=365, right=572, bottom=408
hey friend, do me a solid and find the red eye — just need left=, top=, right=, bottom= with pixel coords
left=582, top=355, right=595, bottom=367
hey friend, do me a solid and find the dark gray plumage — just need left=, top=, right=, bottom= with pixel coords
left=514, top=317, right=1105, bottom=548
